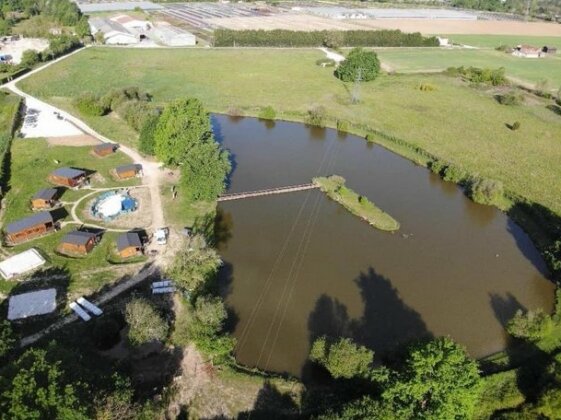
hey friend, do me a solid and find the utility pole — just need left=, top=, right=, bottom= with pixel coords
left=351, top=67, right=362, bottom=104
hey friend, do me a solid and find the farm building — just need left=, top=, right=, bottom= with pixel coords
left=0, top=249, right=46, bottom=280
left=5, top=212, right=55, bottom=244
left=512, top=45, right=544, bottom=58
left=117, top=232, right=143, bottom=258
left=152, top=24, right=196, bottom=46
left=31, top=188, right=59, bottom=210
left=115, top=164, right=143, bottom=180
left=111, top=15, right=151, bottom=31
left=48, top=167, right=87, bottom=188
left=89, top=17, right=139, bottom=45
left=59, top=230, right=98, bottom=256
left=92, top=143, right=118, bottom=157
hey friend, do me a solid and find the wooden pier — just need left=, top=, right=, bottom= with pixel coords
left=218, top=183, right=318, bottom=202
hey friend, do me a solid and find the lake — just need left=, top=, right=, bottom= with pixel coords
left=214, top=115, right=554, bottom=378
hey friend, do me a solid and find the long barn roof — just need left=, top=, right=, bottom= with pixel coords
left=50, top=167, right=86, bottom=179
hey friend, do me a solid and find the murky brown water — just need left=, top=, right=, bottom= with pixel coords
left=214, top=115, right=554, bottom=378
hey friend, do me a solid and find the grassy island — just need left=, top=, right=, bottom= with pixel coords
left=313, top=175, right=400, bottom=232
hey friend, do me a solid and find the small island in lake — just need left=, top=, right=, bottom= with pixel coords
left=313, top=175, right=400, bottom=232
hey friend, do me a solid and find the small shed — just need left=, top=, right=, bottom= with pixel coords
left=5, top=212, right=55, bottom=244
left=48, top=167, right=87, bottom=187
left=117, top=232, right=143, bottom=258
left=512, top=44, right=543, bottom=58
left=31, top=188, right=59, bottom=210
left=92, top=143, right=118, bottom=157
left=115, top=164, right=142, bottom=180
left=8, top=288, right=57, bottom=320
left=59, top=231, right=98, bottom=255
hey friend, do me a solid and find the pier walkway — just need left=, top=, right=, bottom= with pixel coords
left=218, top=183, right=318, bottom=202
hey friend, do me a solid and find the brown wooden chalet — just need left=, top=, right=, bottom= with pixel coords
left=5, top=212, right=54, bottom=244
left=92, top=143, right=118, bottom=157
left=59, top=230, right=98, bottom=256
left=115, top=164, right=142, bottom=180
left=116, top=232, right=143, bottom=258
left=48, top=167, right=87, bottom=188
left=31, top=188, right=59, bottom=210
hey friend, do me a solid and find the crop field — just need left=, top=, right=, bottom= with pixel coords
left=17, top=47, right=561, bottom=218
left=374, top=47, right=561, bottom=86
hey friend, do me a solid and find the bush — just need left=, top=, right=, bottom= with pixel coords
left=138, top=114, right=160, bottom=156
left=365, top=133, right=376, bottom=143
left=307, top=105, right=327, bottom=127
left=446, top=66, right=507, bottom=86
left=336, top=119, right=350, bottom=132
left=73, top=92, right=107, bottom=116
left=507, top=309, right=553, bottom=341
left=335, top=48, right=380, bottom=82
left=310, top=336, right=374, bottom=379
left=510, top=121, right=521, bottom=131
left=442, top=164, right=469, bottom=184
left=496, top=91, right=523, bottom=105
left=116, top=100, right=155, bottom=132
left=495, top=44, right=511, bottom=52
left=20, top=50, right=41, bottom=68
left=469, top=178, right=504, bottom=206
left=258, top=106, right=276, bottom=120
left=124, top=298, right=169, bottom=346
left=418, top=82, right=437, bottom=91
left=429, top=159, right=447, bottom=176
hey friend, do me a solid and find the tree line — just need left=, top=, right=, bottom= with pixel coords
left=213, top=29, right=439, bottom=48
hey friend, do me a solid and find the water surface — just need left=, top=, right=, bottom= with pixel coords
left=214, top=115, right=554, bottom=377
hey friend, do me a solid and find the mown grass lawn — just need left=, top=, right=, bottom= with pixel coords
left=17, top=47, right=561, bottom=218
left=374, top=47, right=561, bottom=86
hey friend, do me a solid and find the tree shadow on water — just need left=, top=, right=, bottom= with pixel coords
left=489, top=292, right=527, bottom=327
left=304, top=267, right=432, bottom=380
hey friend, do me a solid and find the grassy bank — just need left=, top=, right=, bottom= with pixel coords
left=0, top=92, right=22, bottom=188
left=17, top=48, right=561, bottom=221
left=314, top=175, right=400, bottom=231
left=443, top=34, right=561, bottom=49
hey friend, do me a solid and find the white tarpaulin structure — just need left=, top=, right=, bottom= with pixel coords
left=0, top=249, right=46, bottom=279
left=8, top=288, right=57, bottom=320
left=97, top=194, right=124, bottom=218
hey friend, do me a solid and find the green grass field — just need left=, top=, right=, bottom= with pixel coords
left=374, top=47, right=561, bottom=86
left=442, top=34, right=561, bottom=49
left=0, top=139, right=143, bottom=296
left=18, top=47, right=561, bottom=219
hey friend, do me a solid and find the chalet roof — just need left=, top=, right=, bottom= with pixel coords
left=93, top=143, right=117, bottom=153
left=61, top=230, right=96, bottom=246
left=32, top=188, right=58, bottom=200
left=116, top=164, right=142, bottom=174
left=5, top=212, right=53, bottom=234
left=117, top=232, right=142, bottom=251
left=51, top=167, right=86, bottom=179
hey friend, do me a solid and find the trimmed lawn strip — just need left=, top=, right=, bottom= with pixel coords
left=314, top=175, right=400, bottom=231
left=442, top=34, right=561, bottom=49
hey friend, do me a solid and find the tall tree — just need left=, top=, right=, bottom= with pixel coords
left=124, top=298, right=169, bottom=346
left=335, top=48, right=380, bottom=83
left=381, top=337, right=481, bottom=419
left=154, top=98, right=213, bottom=166
left=0, top=348, right=88, bottom=419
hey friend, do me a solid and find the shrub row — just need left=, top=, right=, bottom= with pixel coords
left=445, top=66, right=508, bottom=86
left=214, top=29, right=438, bottom=48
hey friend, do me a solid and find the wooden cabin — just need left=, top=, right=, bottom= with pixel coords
left=59, top=231, right=97, bottom=256
left=92, top=143, right=118, bottom=157
left=115, top=164, right=142, bottom=180
left=31, top=188, right=59, bottom=210
left=116, top=232, right=143, bottom=258
left=5, top=212, right=55, bottom=244
left=48, top=167, right=87, bottom=188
